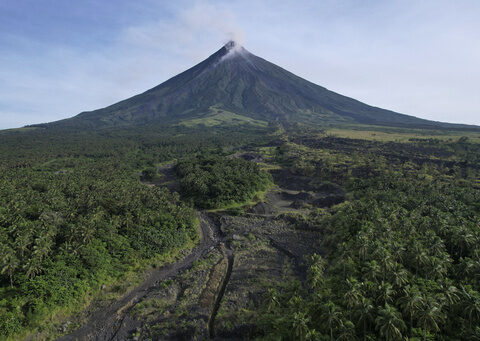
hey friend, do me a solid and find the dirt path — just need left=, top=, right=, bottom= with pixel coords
left=58, top=213, right=218, bottom=341
left=208, top=246, right=234, bottom=339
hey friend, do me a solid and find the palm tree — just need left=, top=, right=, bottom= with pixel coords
left=357, top=233, right=370, bottom=262
left=389, top=262, right=408, bottom=289
left=458, top=257, right=480, bottom=279
left=452, top=228, right=475, bottom=259
left=391, top=241, right=406, bottom=264
left=413, top=249, right=429, bottom=277
left=14, top=219, right=34, bottom=260
left=32, top=234, right=53, bottom=263
left=292, top=311, right=310, bottom=341
left=0, top=245, right=19, bottom=287
left=429, top=235, right=447, bottom=258
left=264, top=288, right=280, bottom=313
left=417, top=297, right=445, bottom=341
left=306, top=253, right=326, bottom=290
left=375, top=304, right=406, bottom=341
left=24, top=257, right=42, bottom=279
left=14, top=227, right=33, bottom=261
left=374, top=247, right=394, bottom=281
left=353, top=297, right=374, bottom=341
left=463, top=294, right=480, bottom=330
left=398, top=285, right=423, bottom=334
left=427, top=257, right=448, bottom=281
left=305, top=329, right=320, bottom=341
left=337, top=320, right=357, bottom=341
left=364, top=260, right=381, bottom=283
left=441, top=285, right=460, bottom=308
left=376, top=281, right=396, bottom=306
left=343, top=278, right=363, bottom=312
left=321, top=301, right=343, bottom=341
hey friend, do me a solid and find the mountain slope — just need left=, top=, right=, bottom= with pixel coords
left=40, top=41, right=470, bottom=129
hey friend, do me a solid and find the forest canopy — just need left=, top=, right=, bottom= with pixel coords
left=0, top=124, right=271, bottom=338
left=175, top=155, right=272, bottom=209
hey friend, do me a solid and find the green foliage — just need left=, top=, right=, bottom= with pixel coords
left=175, top=155, right=272, bottom=209
left=142, top=167, right=157, bottom=181
left=0, top=124, right=269, bottom=338
left=256, top=134, right=480, bottom=340
left=1, top=120, right=479, bottom=339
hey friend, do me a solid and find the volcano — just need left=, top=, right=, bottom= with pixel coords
left=40, top=41, right=468, bottom=129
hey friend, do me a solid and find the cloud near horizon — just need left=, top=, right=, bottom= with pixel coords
left=0, top=0, right=479, bottom=129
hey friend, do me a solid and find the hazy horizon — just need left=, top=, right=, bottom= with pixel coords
left=1, top=0, right=479, bottom=129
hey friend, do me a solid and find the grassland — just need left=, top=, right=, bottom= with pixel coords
left=326, top=124, right=480, bottom=142
left=179, top=107, right=268, bottom=128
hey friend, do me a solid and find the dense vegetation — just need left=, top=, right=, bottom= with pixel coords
left=175, top=155, right=272, bottom=209
left=2, top=121, right=480, bottom=340
left=0, top=163, right=196, bottom=335
left=256, top=134, right=480, bottom=340
left=0, top=124, right=271, bottom=338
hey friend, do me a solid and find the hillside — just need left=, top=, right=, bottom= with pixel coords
left=34, top=41, right=474, bottom=130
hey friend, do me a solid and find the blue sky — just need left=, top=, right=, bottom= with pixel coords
left=1, top=0, right=479, bottom=129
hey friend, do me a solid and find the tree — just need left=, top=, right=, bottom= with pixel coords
left=416, top=297, right=444, bottom=341
left=141, top=167, right=157, bottom=181
left=306, top=254, right=326, bottom=290
left=364, top=260, right=381, bottom=283
left=353, top=297, right=374, bottom=341
left=0, top=245, right=19, bottom=287
left=264, top=288, right=280, bottom=313
left=388, top=263, right=408, bottom=288
left=343, top=278, right=362, bottom=312
left=463, top=292, right=480, bottom=331
left=14, top=220, right=33, bottom=260
left=292, top=311, right=310, bottom=341
left=321, top=301, right=343, bottom=341
left=337, top=320, right=357, bottom=341
left=397, top=285, right=423, bottom=333
left=441, top=285, right=459, bottom=307
left=376, top=281, right=396, bottom=306
left=375, top=304, right=406, bottom=341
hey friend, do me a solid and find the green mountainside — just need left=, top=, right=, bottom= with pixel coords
left=34, top=41, right=474, bottom=130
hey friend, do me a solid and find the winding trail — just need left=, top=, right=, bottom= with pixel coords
left=208, top=246, right=234, bottom=339
left=58, top=213, right=219, bottom=341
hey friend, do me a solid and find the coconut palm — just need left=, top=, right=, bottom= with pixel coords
left=364, top=260, right=381, bottom=283
left=397, top=286, right=423, bottom=334
left=353, top=297, right=374, bottom=341
left=417, top=297, right=445, bottom=341
left=441, top=285, right=460, bottom=307
left=0, top=245, right=19, bottom=287
left=464, top=294, right=480, bottom=330
left=292, top=311, right=310, bottom=341
left=375, top=304, right=406, bottom=341
left=321, top=301, right=343, bottom=341
left=306, top=253, right=326, bottom=290
left=264, top=288, right=280, bottom=313
left=337, top=320, right=357, bottom=341
left=357, top=233, right=370, bottom=262
left=389, top=262, right=408, bottom=288
left=32, top=234, right=53, bottom=262
left=377, top=281, right=396, bottom=306
left=343, top=278, right=363, bottom=311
